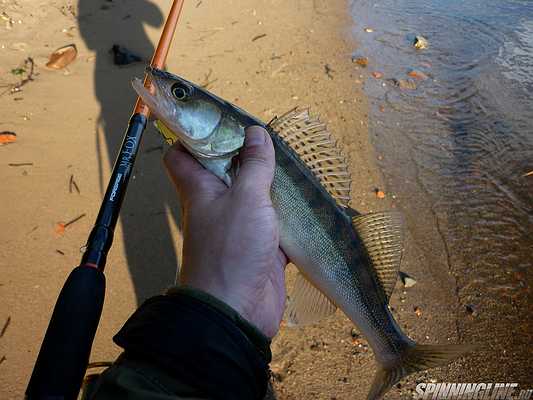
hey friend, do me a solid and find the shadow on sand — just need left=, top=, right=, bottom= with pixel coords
left=78, top=0, right=181, bottom=303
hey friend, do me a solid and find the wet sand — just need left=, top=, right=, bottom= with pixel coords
left=1, top=0, right=476, bottom=399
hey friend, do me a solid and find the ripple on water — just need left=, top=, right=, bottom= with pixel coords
left=350, top=0, right=533, bottom=306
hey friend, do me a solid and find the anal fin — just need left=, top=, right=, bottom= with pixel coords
left=352, top=211, right=404, bottom=301
left=286, top=273, right=337, bottom=326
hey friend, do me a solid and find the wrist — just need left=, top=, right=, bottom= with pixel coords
left=166, top=285, right=272, bottom=362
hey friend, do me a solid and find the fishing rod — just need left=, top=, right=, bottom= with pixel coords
left=26, top=1, right=185, bottom=398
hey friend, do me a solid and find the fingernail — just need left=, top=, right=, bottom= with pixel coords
left=245, top=127, right=267, bottom=146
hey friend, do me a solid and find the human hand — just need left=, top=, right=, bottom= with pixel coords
left=164, top=126, right=288, bottom=338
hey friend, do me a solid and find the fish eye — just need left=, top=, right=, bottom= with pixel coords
left=171, top=83, right=190, bottom=100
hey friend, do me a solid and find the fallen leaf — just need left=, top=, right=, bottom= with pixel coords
left=55, top=223, right=66, bottom=235
left=0, top=131, right=16, bottom=145
left=352, top=57, right=368, bottom=67
left=46, top=44, right=77, bottom=69
left=407, top=70, right=428, bottom=80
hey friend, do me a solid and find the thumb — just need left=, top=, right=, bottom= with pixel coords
left=235, top=126, right=275, bottom=193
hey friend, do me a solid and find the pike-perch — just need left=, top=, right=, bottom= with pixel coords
left=132, top=68, right=472, bottom=400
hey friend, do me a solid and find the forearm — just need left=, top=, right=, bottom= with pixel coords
left=91, top=287, right=272, bottom=400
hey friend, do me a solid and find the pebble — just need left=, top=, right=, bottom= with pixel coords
left=364, top=27, right=374, bottom=33
left=399, top=271, right=417, bottom=288
left=372, top=71, right=383, bottom=79
left=413, top=35, right=429, bottom=50
left=465, top=304, right=478, bottom=316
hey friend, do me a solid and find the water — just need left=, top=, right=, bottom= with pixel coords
left=350, top=0, right=533, bottom=381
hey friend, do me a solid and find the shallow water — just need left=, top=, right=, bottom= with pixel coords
left=350, top=0, right=532, bottom=379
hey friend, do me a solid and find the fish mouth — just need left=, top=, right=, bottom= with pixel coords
left=132, top=69, right=229, bottom=157
left=131, top=68, right=192, bottom=141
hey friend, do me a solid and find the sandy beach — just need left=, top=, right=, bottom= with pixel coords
left=0, top=0, right=482, bottom=399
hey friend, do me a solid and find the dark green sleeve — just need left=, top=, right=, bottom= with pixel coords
left=89, top=287, right=272, bottom=400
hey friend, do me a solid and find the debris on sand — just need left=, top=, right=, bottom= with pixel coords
left=399, top=271, right=417, bottom=288
left=0, top=316, right=11, bottom=338
left=69, top=174, right=80, bottom=194
left=251, top=33, right=267, bottom=42
left=374, top=188, right=386, bottom=199
left=46, top=44, right=77, bottom=69
left=372, top=71, right=383, bottom=79
left=8, top=162, right=33, bottom=167
left=110, top=45, right=143, bottom=66
left=413, top=35, right=429, bottom=50
left=55, top=213, right=86, bottom=235
left=324, top=64, right=334, bottom=79
left=523, top=170, right=533, bottom=177
left=0, top=131, right=17, bottom=145
left=407, top=70, right=428, bottom=80
left=414, top=306, right=422, bottom=317
left=1, top=58, right=35, bottom=96
left=364, top=27, right=374, bottom=33
left=352, top=56, right=368, bottom=67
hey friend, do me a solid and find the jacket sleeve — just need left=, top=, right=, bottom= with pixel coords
left=90, top=287, right=272, bottom=400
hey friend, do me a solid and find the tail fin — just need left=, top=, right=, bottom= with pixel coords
left=368, top=344, right=474, bottom=400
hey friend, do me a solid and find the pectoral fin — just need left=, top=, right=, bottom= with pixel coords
left=286, top=272, right=337, bottom=326
left=352, top=211, right=404, bottom=301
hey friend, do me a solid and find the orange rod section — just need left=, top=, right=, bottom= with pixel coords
left=133, top=0, right=186, bottom=116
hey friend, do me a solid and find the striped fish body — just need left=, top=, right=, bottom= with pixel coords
left=132, top=68, right=473, bottom=400
left=270, top=132, right=408, bottom=360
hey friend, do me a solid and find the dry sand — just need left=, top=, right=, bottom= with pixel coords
left=1, top=0, right=477, bottom=399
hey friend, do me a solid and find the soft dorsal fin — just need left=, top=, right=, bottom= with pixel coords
left=286, top=272, right=337, bottom=326
left=352, top=211, right=404, bottom=301
left=268, top=108, right=351, bottom=207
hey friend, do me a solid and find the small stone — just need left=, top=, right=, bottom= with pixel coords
left=350, top=328, right=360, bottom=339
left=364, top=27, right=373, bottom=33
left=388, top=78, right=417, bottom=90
left=352, top=56, right=369, bottom=67
left=399, top=271, right=417, bottom=288
left=372, top=71, right=383, bottom=79
left=413, top=35, right=429, bottom=50
left=465, top=304, right=477, bottom=316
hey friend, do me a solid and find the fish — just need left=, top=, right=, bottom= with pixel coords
left=132, top=67, right=473, bottom=400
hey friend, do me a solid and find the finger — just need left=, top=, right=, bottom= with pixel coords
left=235, top=126, right=275, bottom=193
left=164, top=142, right=224, bottom=201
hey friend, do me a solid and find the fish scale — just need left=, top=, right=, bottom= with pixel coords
left=132, top=67, right=474, bottom=400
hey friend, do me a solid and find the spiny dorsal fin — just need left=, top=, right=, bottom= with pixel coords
left=286, top=272, right=337, bottom=326
left=352, top=211, right=404, bottom=301
left=268, top=108, right=351, bottom=207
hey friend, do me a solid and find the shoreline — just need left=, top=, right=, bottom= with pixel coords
left=0, top=0, right=464, bottom=399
